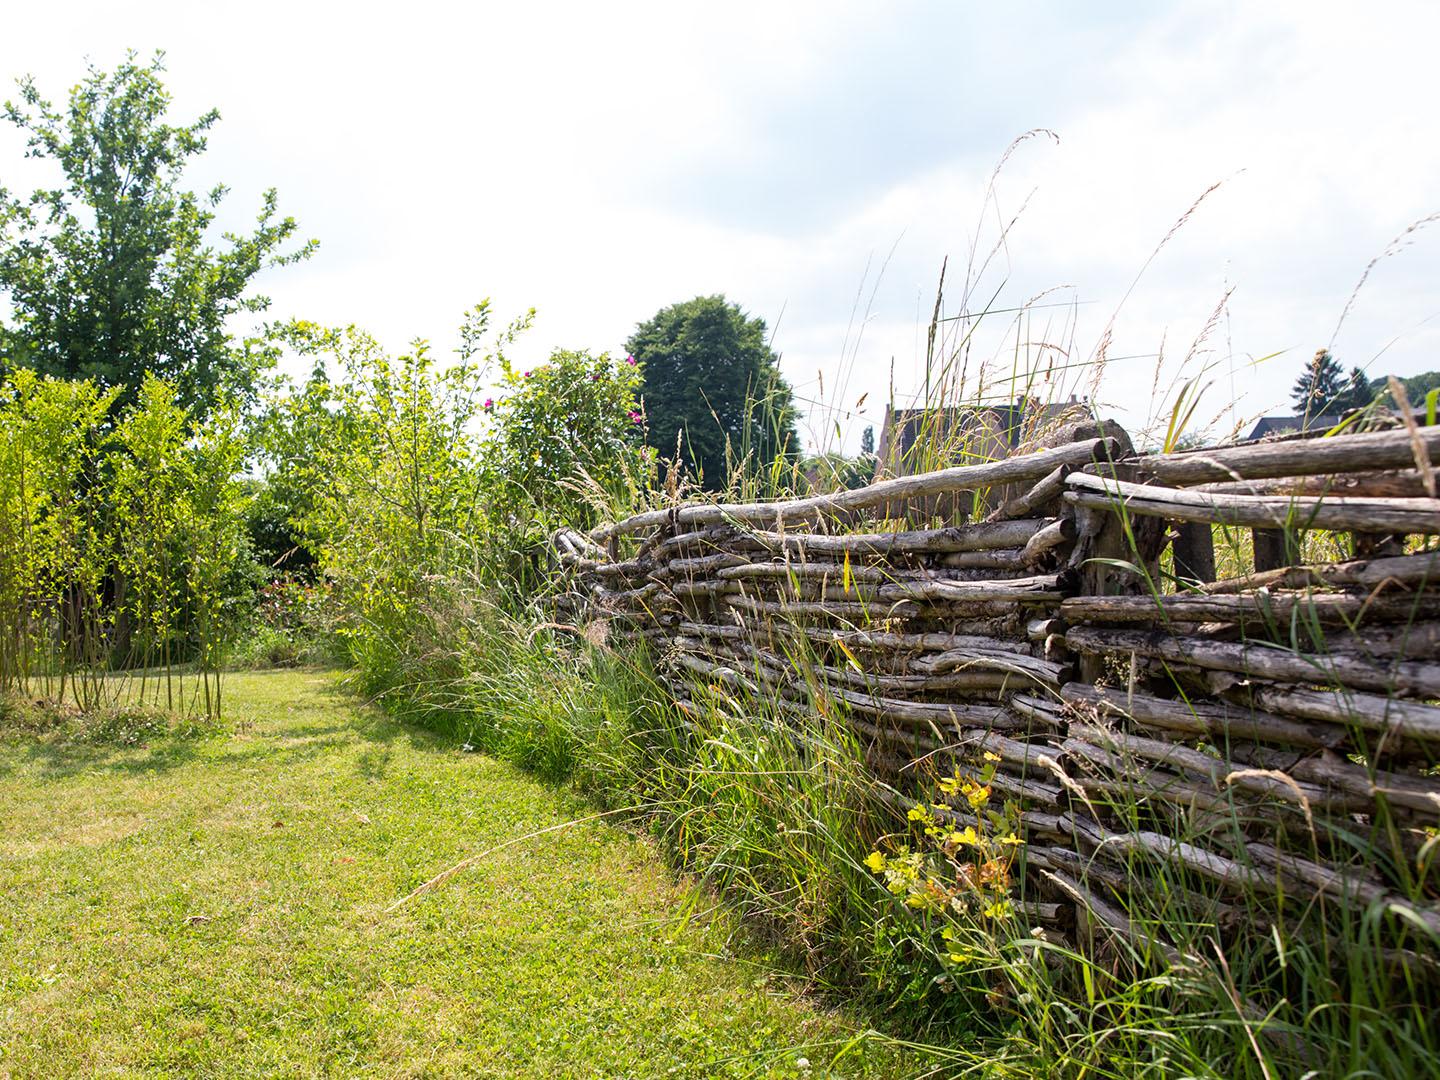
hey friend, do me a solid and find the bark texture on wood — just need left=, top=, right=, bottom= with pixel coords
left=1065, top=472, right=1440, bottom=534
left=1134, top=426, right=1440, bottom=486
left=561, top=419, right=1440, bottom=973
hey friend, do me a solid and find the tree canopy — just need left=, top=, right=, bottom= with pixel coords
left=0, top=52, right=314, bottom=416
left=1370, top=369, right=1440, bottom=416
left=1289, top=349, right=1371, bottom=416
left=625, top=295, right=798, bottom=490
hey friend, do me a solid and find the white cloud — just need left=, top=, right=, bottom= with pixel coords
left=2, top=0, right=1437, bottom=450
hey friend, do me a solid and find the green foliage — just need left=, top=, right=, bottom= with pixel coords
left=112, top=376, right=191, bottom=686
left=799, top=450, right=876, bottom=491
left=480, top=348, right=650, bottom=530
left=270, top=305, right=554, bottom=690
left=0, top=370, right=250, bottom=718
left=0, top=370, right=115, bottom=704
left=1290, top=349, right=1371, bottom=416
left=0, top=52, right=314, bottom=415
left=271, top=305, right=668, bottom=698
left=626, top=295, right=798, bottom=490
left=230, top=577, right=338, bottom=668
left=1371, top=368, right=1440, bottom=418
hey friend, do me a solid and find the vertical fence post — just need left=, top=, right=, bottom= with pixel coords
left=1171, top=522, right=1216, bottom=585
left=1252, top=528, right=1298, bottom=572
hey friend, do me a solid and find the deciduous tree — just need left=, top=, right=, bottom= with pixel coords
left=626, top=295, right=798, bottom=490
left=0, top=52, right=314, bottom=415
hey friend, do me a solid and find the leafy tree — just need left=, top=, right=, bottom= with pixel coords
left=860, top=424, right=875, bottom=456
left=626, top=295, right=798, bottom=490
left=0, top=52, right=314, bottom=416
left=481, top=348, right=648, bottom=529
left=1370, top=369, right=1440, bottom=420
left=0, top=371, right=115, bottom=701
left=274, top=305, right=532, bottom=684
left=0, top=369, right=250, bottom=717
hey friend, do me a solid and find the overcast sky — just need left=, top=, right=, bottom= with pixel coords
left=4, top=1, right=1438, bottom=450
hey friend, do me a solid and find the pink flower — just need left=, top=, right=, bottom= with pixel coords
left=628, top=410, right=643, bottom=424
left=523, top=370, right=531, bottom=378
left=591, top=373, right=601, bottom=382
left=483, top=398, right=494, bottom=410
left=625, top=355, right=637, bottom=366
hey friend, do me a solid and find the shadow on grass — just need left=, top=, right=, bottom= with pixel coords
left=0, top=667, right=452, bottom=783
left=1, top=733, right=210, bottom=782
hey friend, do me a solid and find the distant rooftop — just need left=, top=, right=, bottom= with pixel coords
left=1244, top=415, right=1341, bottom=441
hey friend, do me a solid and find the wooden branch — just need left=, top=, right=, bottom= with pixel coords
left=592, top=438, right=1115, bottom=540
left=1065, top=473, right=1440, bottom=534
left=743, top=518, right=1047, bottom=556
left=954, top=727, right=1065, bottom=771
left=909, top=645, right=1067, bottom=685
left=1041, top=866, right=1177, bottom=961
left=655, top=525, right=738, bottom=557
left=716, top=560, right=891, bottom=584
left=714, top=560, right=1032, bottom=588
left=938, top=548, right=1029, bottom=570
left=1027, top=617, right=1063, bottom=641
left=1132, top=426, right=1440, bottom=486
left=1194, top=469, right=1433, bottom=499
left=1059, top=589, right=1440, bottom=627
left=1068, top=769, right=1237, bottom=816
left=1246, top=842, right=1440, bottom=935
left=1065, top=728, right=1365, bottom=816
left=1232, top=746, right=1440, bottom=819
left=723, top=594, right=918, bottom=620
left=1059, top=683, right=1345, bottom=749
left=1322, top=622, right=1440, bottom=659
left=985, top=465, right=1069, bottom=522
left=1064, top=625, right=1440, bottom=698
left=1066, top=817, right=1276, bottom=894
left=593, top=557, right=657, bottom=579
left=554, top=526, right=607, bottom=560
left=685, top=635, right=1022, bottom=695
left=877, top=574, right=1063, bottom=604
left=1200, top=549, right=1440, bottom=595
left=1008, top=694, right=1069, bottom=731
left=668, top=580, right=739, bottom=599
left=660, top=552, right=751, bottom=577
left=817, top=682, right=1015, bottom=729
left=1243, top=683, right=1440, bottom=742
left=1019, top=517, right=1078, bottom=565
left=1170, top=522, right=1216, bottom=584
left=1066, top=722, right=1230, bottom=783
left=677, top=620, right=1035, bottom=658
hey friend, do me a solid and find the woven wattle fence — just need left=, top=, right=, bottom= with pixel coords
left=552, top=421, right=1440, bottom=959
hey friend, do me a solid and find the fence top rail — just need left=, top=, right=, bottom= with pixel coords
left=1132, top=425, right=1440, bottom=486
left=1065, top=472, right=1440, bottom=533
left=591, top=437, right=1117, bottom=543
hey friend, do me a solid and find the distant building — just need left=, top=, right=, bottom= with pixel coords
left=1244, top=415, right=1341, bottom=441
left=875, top=398, right=1086, bottom=476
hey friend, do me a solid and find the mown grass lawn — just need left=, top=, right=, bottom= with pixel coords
left=0, top=669, right=916, bottom=1079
